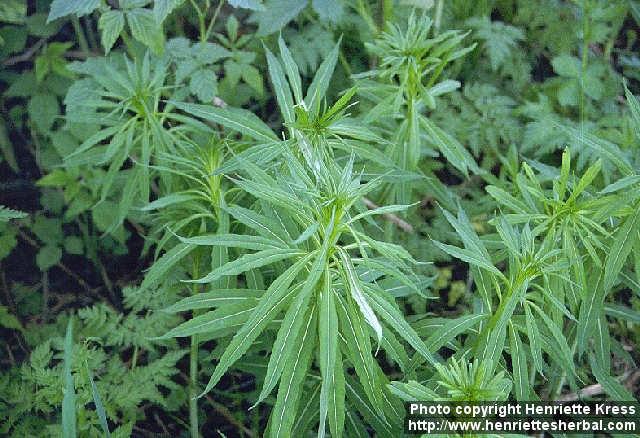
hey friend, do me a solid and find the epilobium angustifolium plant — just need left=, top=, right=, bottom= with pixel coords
left=1, top=1, right=639, bottom=437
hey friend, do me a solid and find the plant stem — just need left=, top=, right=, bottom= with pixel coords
left=71, top=17, right=90, bottom=56
left=189, top=255, right=201, bottom=438
left=189, top=335, right=199, bottom=438
left=434, top=0, right=444, bottom=34
left=579, top=0, right=589, bottom=142
left=204, top=0, right=225, bottom=42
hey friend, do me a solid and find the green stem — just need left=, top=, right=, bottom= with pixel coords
left=381, top=0, right=393, bottom=30
left=83, top=16, right=98, bottom=51
left=204, top=0, right=225, bottom=42
left=189, top=0, right=207, bottom=42
left=434, top=0, right=444, bottom=34
left=189, top=336, right=199, bottom=437
left=190, top=256, right=201, bottom=438
left=71, top=17, right=90, bottom=56
left=120, top=29, right=136, bottom=59
left=356, top=0, right=378, bottom=35
left=579, top=0, right=589, bottom=138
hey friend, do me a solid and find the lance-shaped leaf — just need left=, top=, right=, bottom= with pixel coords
left=305, top=39, right=340, bottom=114
left=163, top=289, right=264, bottom=313
left=189, top=248, right=303, bottom=284
left=269, top=304, right=317, bottom=438
left=337, top=248, right=382, bottom=344
left=140, top=243, right=196, bottom=292
left=318, top=270, right=341, bottom=438
left=508, top=322, right=529, bottom=401
left=178, top=233, right=287, bottom=251
left=158, top=301, right=257, bottom=338
left=200, top=252, right=315, bottom=396
left=62, top=318, right=76, bottom=438
left=170, top=100, right=278, bottom=143
left=603, top=201, right=640, bottom=291
left=363, top=285, right=437, bottom=366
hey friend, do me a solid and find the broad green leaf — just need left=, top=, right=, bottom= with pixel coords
left=153, top=0, right=184, bottom=23
left=189, top=69, right=218, bottom=102
left=0, top=0, right=26, bottom=24
left=126, top=8, right=164, bottom=54
left=48, top=0, right=99, bottom=22
left=170, top=101, right=278, bottom=142
left=98, top=10, right=124, bottom=54
left=254, top=0, right=308, bottom=36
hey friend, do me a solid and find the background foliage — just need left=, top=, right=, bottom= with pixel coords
left=1, top=0, right=640, bottom=436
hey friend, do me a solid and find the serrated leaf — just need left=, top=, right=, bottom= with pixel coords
left=305, top=38, right=340, bottom=114
left=48, top=0, right=99, bottom=22
left=190, top=248, right=302, bottom=284
left=604, top=201, right=640, bottom=291
left=159, top=301, right=256, bottom=338
left=253, top=0, right=308, bottom=36
left=140, top=243, right=196, bottom=292
left=170, top=100, right=277, bottom=142
left=190, top=69, right=218, bottom=102
left=508, top=322, right=529, bottom=401
left=153, top=0, right=184, bottom=23
left=126, top=8, right=164, bottom=55
left=200, top=252, right=314, bottom=396
left=98, top=10, right=124, bottom=54
left=164, top=289, right=263, bottom=312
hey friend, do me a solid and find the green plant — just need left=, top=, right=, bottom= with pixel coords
left=2, top=1, right=640, bottom=436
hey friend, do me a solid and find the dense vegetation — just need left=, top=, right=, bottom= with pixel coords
left=1, top=0, right=639, bottom=436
